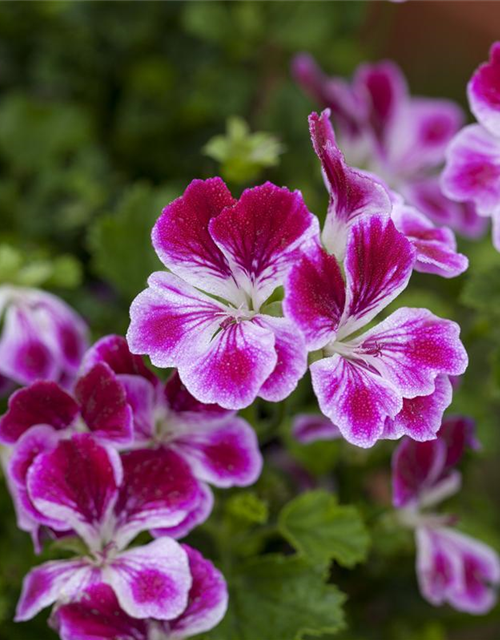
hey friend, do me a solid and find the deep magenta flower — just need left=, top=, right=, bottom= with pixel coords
left=293, top=55, right=486, bottom=238
left=15, top=433, right=224, bottom=624
left=51, top=548, right=227, bottom=640
left=284, top=209, right=468, bottom=448
left=0, top=286, right=88, bottom=390
left=81, top=335, right=263, bottom=537
left=392, top=418, right=500, bottom=614
left=309, top=110, right=468, bottom=278
left=127, top=179, right=318, bottom=410
left=442, top=42, right=500, bottom=251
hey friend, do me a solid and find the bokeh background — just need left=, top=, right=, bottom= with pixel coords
left=0, top=2, right=499, bottom=639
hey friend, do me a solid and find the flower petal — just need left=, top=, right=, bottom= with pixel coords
left=283, top=243, right=345, bottom=351
left=468, top=41, right=500, bottom=137
left=310, top=354, right=401, bottom=448
left=439, top=415, right=479, bottom=469
left=383, top=376, right=453, bottom=443
left=173, top=416, right=262, bottom=488
left=356, top=308, right=468, bottom=399
left=442, top=124, right=500, bottom=220
left=338, top=215, right=415, bottom=340
left=152, top=483, right=214, bottom=540
left=105, top=538, right=191, bottom=620
left=164, top=371, right=233, bottom=424
left=178, top=320, right=277, bottom=410
left=292, top=413, right=342, bottom=444
left=309, top=110, right=392, bottom=259
left=15, top=559, right=95, bottom=622
left=113, top=447, right=201, bottom=548
left=152, top=178, right=237, bottom=300
left=118, top=373, right=156, bottom=442
left=0, top=381, right=78, bottom=445
left=209, top=182, right=318, bottom=310
left=75, top=362, right=133, bottom=445
left=392, top=203, right=468, bottom=278
left=256, top=315, right=308, bottom=402
left=167, top=545, right=228, bottom=639
left=127, top=271, right=225, bottom=369
left=53, top=583, right=148, bottom=640
left=27, top=434, right=122, bottom=548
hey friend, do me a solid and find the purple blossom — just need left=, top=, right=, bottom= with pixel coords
left=15, top=433, right=227, bottom=626
left=442, top=42, right=500, bottom=250
left=0, top=286, right=88, bottom=390
left=392, top=419, right=500, bottom=614
left=293, top=55, right=486, bottom=239
left=127, top=179, right=318, bottom=410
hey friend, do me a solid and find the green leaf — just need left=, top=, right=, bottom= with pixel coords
left=203, top=555, right=345, bottom=640
left=225, top=492, right=269, bottom=525
left=279, top=490, right=370, bottom=567
left=461, top=262, right=500, bottom=318
left=89, top=183, right=178, bottom=301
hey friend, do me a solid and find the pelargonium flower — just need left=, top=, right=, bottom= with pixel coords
left=284, top=209, right=468, bottom=448
left=293, top=54, right=486, bottom=238
left=442, top=42, right=500, bottom=251
left=15, top=433, right=225, bottom=624
left=392, top=418, right=500, bottom=614
left=81, top=334, right=263, bottom=537
left=51, top=548, right=227, bottom=640
left=309, top=110, right=468, bottom=278
left=127, top=178, right=318, bottom=410
left=0, top=285, right=88, bottom=390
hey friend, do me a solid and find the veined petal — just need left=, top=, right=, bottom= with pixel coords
left=15, top=559, right=95, bottom=622
left=468, top=41, right=500, bottom=137
left=167, top=545, right=228, bottom=639
left=75, top=362, right=133, bottom=445
left=209, top=182, right=319, bottom=310
left=152, top=483, right=214, bottom=540
left=173, top=416, right=262, bottom=488
left=292, top=413, right=342, bottom=444
left=0, top=381, right=79, bottom=445
left=164, top=371, right=233, bottom=425
left=442, top=124, right=500, bottom=218
left=283, top=243, right=345, bottom=351
left=118, top=374, right=156, bottom=442
left=256, top=315, right=308, bottom=402
left=152, top=178, right=237, bottom=300
left=310, top=354, right=401, bottom=448
left=127, top=271, right=225, bottom=369
left=114, top=448, right=201, bottom=548
left=309, top=110, right=392, bottom=259
left=383, top=376, right=453, bottom=443
left=178, top=320, right=277, bottom=410
left=27, top=434, right=122, bottom=548
left=392, top=203, right=468, bottom=278
left=338, top=215, right=415, bottom=339
left=53, top=583, right=148, bottom=640
left=105, top=538, right=191, bottom=620
left=356, top=308, right=468, bottom=399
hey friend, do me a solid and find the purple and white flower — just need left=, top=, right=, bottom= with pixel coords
left=293, top=55, right=486, bottom=239
left=0, top=286, right=88, bottom=390
left=127, top=179, right=318, bottom=410
left=442, top=42, right=500, bottom=250
left=392, top=418, right=500, bottom=614
left=15, top=433, right=224, bottom=624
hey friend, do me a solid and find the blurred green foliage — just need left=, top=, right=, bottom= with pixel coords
left=0, top=2, right=499, bottom=640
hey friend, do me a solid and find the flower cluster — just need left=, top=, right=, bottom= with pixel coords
left=442, top=42, right=500, bottom=251
left=293, top=54, right=486, bottom=238
left=0, top=285, right=88, bottom=393
left=392, top=417, right=500, bottom=613
left=0, top=335, right=264, bottom=637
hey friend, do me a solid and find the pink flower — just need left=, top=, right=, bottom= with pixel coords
left=293, top=55, right=486, bottom=239
left=0, top=286, right=88, bottom=390
left=392, top=419, right=500, bottom=614
left=127, top=179, right=318, bottom=410
left=284, top=210, right=468, bottom=448
left=309, top=110, right=468, bottom=278
left=442, top=42, right=500, bottom=251
left=81, top=335, right=263, bottom=537
left=15, top=434, right=225, bottom=624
